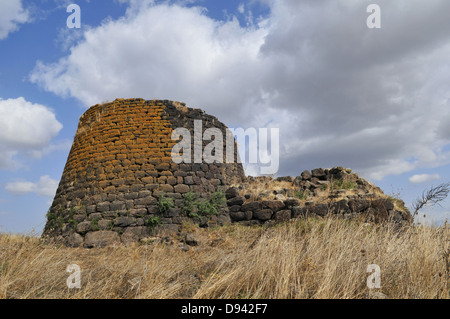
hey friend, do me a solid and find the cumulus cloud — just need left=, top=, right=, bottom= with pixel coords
left=6, top=175, right=59, bottom=198
left=0, top=97, right=63, bottom=168
left=0, top=0, right=29, bottom=40
left=29, top=0, right=450, bottom=179
left=408, top=174, right=441, bottom=184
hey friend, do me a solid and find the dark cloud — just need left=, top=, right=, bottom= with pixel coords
left=30, top=0, right=450, bottom=179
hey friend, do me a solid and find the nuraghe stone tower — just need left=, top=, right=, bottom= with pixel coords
left=43, top=99, right=246, bottom=247
left=44, top=98, right=412, bottom=248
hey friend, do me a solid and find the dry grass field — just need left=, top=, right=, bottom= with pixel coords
left=0, top=217, right=448, bottom=299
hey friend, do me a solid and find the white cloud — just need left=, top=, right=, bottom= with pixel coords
left=408, top=174, right=441, bottom=184
left=238, top=4, right=245, bottom=14
left=0, top=97, right=63, bottom=169
left=0, top=0, right=29, bottom=40
left=6, top=175, right=59, bottom=198
left=29, top=0, right=450, bottom=180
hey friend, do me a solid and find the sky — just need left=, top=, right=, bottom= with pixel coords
left=0, top=0, right=449, bottom=234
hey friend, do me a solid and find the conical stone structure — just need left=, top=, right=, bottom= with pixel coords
left=43, top=98, right=246, bottom=247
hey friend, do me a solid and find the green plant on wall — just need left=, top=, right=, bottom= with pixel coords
left=185, top=191, right=226, bottom=219
left=57, top=216, right=64, bottom=228
left=158, top=196, right=175, bottom=214
left=182, top=191, right=197, bottom=216
left=210, top=191, right=226, bottom=208
left=91, top=218, right=99, bottom=231
left=145, top=216, right=161, bottom=231
left=68, top=207, right=78, bottom=227
left=197, top=200, right=217, bottom=216
left=332, top=179, right=357, bottom=190
left=46, top=209, right=56, bottom=228
left=294, top=189, right=310, bottom=200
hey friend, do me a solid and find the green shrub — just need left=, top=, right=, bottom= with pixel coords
left=46, top=210, right=56, bottom=228
left=91, top=218, right=99, bottom=231
left=46, top=209, right=55, bottom=221
left=295, top=189, right=310, bottom=200
left=68, top=208, right=78, bottom=227
left=145, top=216, right=161, bottom=230
left=332, top=179, right=357, bottom=190
left=197, top=200, right=218, bottom=216
left=57, top=216, right=64, bottom=228
left=182, top=191, right=197, bottom=216
left=158, top=196, right=175, bottom=214
left=210, top=191, right=226, bottom=208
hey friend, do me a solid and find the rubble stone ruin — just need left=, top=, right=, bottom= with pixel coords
left=43, top=98, right=412, bottom=248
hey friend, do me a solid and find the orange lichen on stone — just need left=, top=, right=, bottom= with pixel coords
left=43, top=98, right=246, bottom=247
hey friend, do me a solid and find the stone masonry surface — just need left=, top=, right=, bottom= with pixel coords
left=43, top=99, right=412, bottom=248
left=43, top=99, right=245, bottom=247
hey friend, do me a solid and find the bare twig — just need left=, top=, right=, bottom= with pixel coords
left=411, top=182, right=450, bottom=219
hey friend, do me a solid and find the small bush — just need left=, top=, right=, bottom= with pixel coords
left=145, top=216, right=161, bottom=230
left=210, top=191, right=226, bottom=207
left=91, top=218, right=99, bottom=231
left=197, top=200, right=218, bottom=216
left=46, top=210, right=56, bottom=227
left=158, top=196, right=175, bottom=214
left=295, top=189, right=310, bottom=200
left=332, top=179, right=357, bottom=190
left=182, top=192, right=197, bottom=216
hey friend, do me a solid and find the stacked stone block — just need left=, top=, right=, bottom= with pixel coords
left=43, top=99, right=245, bottom=247
left=43, top=99, right=412, bottom=248
left=225, top=167, right=412, bottom=226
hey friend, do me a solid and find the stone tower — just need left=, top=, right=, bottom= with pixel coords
left=43, top=98, right=246, bottom=247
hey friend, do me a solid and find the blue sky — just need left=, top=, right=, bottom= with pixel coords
left=0, top=0, right=449, bottom=234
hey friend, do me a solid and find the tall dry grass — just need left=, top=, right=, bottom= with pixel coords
left=0, top=217, right=448, bottom=299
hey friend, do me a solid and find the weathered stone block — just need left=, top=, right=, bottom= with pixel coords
left=311, top=168, right=326, bottom=179
left=88, top=213, right=103, bottom=221
left=174, top=184, right=190, bottom=193
left=227, top=196, right=245, bottom=206
left=130, top=208, right=147, bottom=217
left=241, top=201, right=261, bottom=212
left=110, top=201, right=126, bottom=211
left=274, top=210, right=292, bottom=221
left=291, top=206, right=305, bottom=218
left=230, top=211, right=245, bottom=221
left=154, top=224, right=179, bottom=236
left=229, top=205, right=241, bottom=212
left=121, top=226, right=149, bottom=245
left=84, top=231, right=120, bottom=248
left=301, top=170, right=311, bottom=180
left=97, top=202, right=110, bottom=212
left=254, top=209, right=273, bottom=221
left=313, top=203, right=329, bottom=216
left=76, top=221, right=92, bottom=233
left=67, top=233, right=84, bottom=247
left=98, top=219, right=112, bottom=230
left=261, top=200, right=285, bottom=212
left=135, top=196, right=157, bottom=206
left=159, top=184, right=174, bottom=192
left=184, top=176, right=194, bottom=185
left=114, top=216, right=136, bottom=227
left=348, top=199, right=370, bottom=213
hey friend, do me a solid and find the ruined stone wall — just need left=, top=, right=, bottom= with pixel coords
left=43, top=99, right=411, bottom=248
left=43, top=99, right=245, bottom=247
left=224, top=167, right=412, bottom=227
